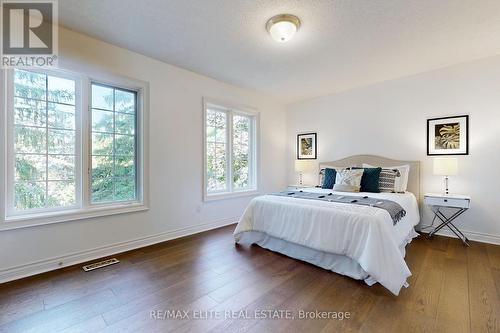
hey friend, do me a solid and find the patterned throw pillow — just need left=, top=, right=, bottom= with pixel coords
left=333, top=168, right=364, bottom=192
left=378, top=169, right=401, bottom=193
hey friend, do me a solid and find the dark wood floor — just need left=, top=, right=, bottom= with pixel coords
left=1, top=225, right=499, bottom=333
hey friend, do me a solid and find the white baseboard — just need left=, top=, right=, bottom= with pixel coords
left=0, top=217, right=239, bottom=284
left=419, top=227, right=500, bottom=245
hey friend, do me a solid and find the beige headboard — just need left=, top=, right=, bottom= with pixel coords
left=320, top=155, right=420, bottom=201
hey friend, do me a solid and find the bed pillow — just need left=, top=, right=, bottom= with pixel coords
left=352, top=167, right=382, bottom=193
left=319, top=168, right=325, bottom=187
left=320, top=168, right=337, bottom=189
left=333, top=168, right=364, bottom=192
left=363, top=163, right=410, bottom=193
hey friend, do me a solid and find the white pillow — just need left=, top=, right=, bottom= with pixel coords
left=333, top=168, right=364, bottom=192
left=363, top=163, right=410, bottom=192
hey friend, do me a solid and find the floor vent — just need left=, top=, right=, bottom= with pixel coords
left=82, top=258, right=120, bottom=272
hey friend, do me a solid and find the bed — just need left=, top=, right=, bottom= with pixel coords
left=233, top=155, right=421, bottom=296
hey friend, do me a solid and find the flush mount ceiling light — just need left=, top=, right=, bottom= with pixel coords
left=266, top=14, right=301, bottom=43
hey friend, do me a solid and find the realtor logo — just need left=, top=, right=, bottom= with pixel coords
left=1, top=0, right=58, bottom=67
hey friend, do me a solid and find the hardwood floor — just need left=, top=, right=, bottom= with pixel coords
left=1, top=225, right=499, bottom=333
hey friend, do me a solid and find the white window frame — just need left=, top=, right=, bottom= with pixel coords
left=1, top=68, right=149, bottom=231
left=203, top=98, right=260, bottom=201
left=88, top=81, right=140, bottom=206
left=5, top=68, right=83, bottom=217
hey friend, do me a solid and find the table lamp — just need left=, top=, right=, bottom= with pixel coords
left=433, top=157, right=458, bottom=195
left=294, top=160, right=315, bottom=185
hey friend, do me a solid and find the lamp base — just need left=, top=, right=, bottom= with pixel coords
left=443, top=176, right=449, bottom=196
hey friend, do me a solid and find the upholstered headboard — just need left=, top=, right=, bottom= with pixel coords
left=320, top=155, right=421, bottom=201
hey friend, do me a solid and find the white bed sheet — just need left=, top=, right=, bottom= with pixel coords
left=233, top=188, right=420, bottom=295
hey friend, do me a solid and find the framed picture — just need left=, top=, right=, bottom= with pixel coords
left=427, top=115, right=469, bottom=155
left=297, top=133, right=317, bottom=160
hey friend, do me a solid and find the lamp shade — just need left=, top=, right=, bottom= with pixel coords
left=433, top=157, right=458, bottom=176
left=294, top=160, right=315, bottom=172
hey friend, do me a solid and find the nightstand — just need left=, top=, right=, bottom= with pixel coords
left=287, top=184, right=315, bottom=191
left=424, top=193, right=471, bottom=246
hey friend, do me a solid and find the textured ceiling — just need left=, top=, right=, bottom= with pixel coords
left=59, top=0, right=500, bottom=103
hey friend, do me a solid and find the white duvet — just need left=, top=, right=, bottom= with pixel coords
left=233, top=188, right=420, bottom=295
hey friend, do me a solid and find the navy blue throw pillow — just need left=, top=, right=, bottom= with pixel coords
left=322, top=168, right=337, bottom=189
left=353, top=167, right=382, bottom=193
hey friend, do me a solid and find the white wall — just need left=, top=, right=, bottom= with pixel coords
left=287, top=55, right=500, bottom=244
left=0, top=27, right=288, bottom=280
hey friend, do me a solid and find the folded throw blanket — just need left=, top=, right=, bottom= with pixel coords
left=271, top=191, right=406, bottom=225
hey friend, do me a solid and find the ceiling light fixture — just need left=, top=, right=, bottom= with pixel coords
left=266, top=14, right=301, bottom=43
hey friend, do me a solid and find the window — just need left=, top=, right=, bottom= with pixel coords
left=91, top=84, right=137, bottom=203
left=204, top=100, right=258, bottom=200
left=11, top=70, right=79, bottom=212
left=4, top=68, right=148, bottom=228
